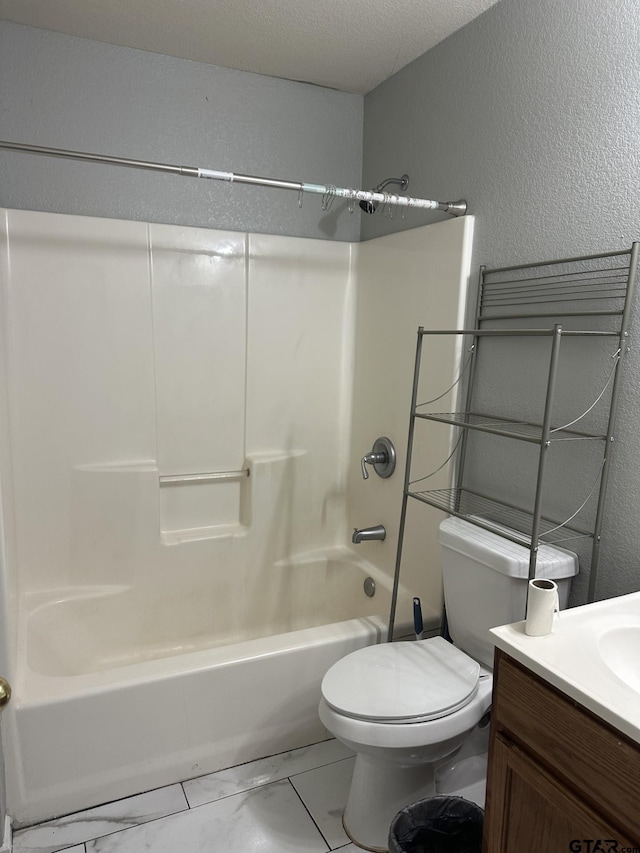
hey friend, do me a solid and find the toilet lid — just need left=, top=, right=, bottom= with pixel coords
left=321, top=637, right=480, bottom=723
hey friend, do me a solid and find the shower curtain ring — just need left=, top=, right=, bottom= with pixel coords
left=321, top=185, right=335, bottom=211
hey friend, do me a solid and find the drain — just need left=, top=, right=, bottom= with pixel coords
left=363, top=577, right=376, bottom=598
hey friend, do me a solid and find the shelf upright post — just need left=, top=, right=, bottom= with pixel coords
left=453, top=266, right=486, bottom=507
left=387, top=327, right=425, bottom=642
left=587, top=241, right=639, bottom=601
left=528, top=323, right=564, bottom=581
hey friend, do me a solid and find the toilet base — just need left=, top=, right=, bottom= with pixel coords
left=342, top=816, right=386, bottom=853
left=343, top=752, right=436, bottom=851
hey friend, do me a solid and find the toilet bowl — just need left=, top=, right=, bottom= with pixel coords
left=319, top=636, right=493, bottom=852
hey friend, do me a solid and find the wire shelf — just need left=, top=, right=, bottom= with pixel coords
left=479, top=250, right=633, bottom=322
left=407, top=487, right=592, bottom=546
left=413, top=411, right=606, bottom=443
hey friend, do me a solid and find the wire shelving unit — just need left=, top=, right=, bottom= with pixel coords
left=387, top=244, right=638, bottom=639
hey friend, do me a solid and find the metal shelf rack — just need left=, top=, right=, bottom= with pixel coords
left=387, top=244, right=638, bottom=640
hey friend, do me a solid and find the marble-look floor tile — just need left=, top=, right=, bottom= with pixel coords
left=183, top=738, right=353, bottom=808
left=86, top=779, right=329, bottom=853
left=13, top=784, right=188, bottom=853
left=290, top=756, right=355, bottom=849
left=436, top=753, right=487, bottom=808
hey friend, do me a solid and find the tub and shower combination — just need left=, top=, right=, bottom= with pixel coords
left=14, top=550, right=390, bottom=825
left=0, top=207, right=472, bottom=825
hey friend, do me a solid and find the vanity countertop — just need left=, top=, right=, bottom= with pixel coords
left=490, top=589, right=640, bottom=745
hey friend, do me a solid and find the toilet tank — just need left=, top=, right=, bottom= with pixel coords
left=437, top=517, right=578, bottom=668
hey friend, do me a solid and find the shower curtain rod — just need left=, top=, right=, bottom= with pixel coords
left=0, top=140, right=467, bottom=217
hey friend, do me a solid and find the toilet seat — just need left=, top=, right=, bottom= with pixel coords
left=321, top=637, right=480, bottom=724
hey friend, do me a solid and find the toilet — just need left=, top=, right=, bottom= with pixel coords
left=319, top=517, right=578, bottom=851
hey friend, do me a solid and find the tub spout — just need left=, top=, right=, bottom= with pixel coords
left=352, top=525, right=386, bottom=544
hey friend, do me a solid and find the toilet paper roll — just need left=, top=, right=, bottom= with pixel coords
left=525, top=578, right=559, bottom=636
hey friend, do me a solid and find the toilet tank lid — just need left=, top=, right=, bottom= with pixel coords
left=438, top=517, right=579, bottom=579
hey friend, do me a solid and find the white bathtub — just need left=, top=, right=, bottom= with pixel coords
left=7, top=550, right=390, bottom=826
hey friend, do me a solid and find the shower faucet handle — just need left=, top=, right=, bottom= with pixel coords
left=360, top=437, right=396, bottom=480
left=0, top=677, right=11, bottom=710
left=360, top=452, right=384, bottom=480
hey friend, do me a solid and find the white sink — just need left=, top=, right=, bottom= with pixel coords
left=490, top=590, right=640, bottom=745
left=598, top=626, right=640, bottom=694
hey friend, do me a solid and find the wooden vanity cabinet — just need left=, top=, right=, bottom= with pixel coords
left=483, top=648, right=640, bottom=853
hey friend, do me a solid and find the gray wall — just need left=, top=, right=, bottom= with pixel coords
left=362, top=0, right=640, bottom=603
left=0, top=21, right=363, bottom=241
left=2, top=5, right=639, bottom=602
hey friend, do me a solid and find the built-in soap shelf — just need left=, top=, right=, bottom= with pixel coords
left=159, top=468, right=250, bottom=485
left=73, top=461, right=250, bottom=546
left=161, top=522, right=248, bottom=546
left=159, top=465, right=250, bottom=541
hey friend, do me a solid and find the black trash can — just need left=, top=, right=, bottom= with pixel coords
left=388, top=795, right=483, bottom=853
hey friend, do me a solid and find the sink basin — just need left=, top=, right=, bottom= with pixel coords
left=598, top=626, right=640, bottom=694
left=491, top=591, right=640, bottom=745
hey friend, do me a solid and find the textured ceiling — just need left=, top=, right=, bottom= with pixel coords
left=0, top=0, right=501, bottom=94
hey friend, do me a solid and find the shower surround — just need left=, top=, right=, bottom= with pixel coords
left=0, top=208, right=472, bottom=825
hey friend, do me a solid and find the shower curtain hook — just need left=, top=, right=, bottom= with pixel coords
left=321, top=185, right=336, bottom=211
left=298, top=188, right=304, bottom=208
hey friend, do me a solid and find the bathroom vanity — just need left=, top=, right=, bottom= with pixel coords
left=484, top=592, right=640, bottom=852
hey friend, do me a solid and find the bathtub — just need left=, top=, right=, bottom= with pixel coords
left=7, top=548, right=391, bottom=826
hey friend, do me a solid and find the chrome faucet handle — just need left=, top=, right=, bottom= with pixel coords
left=360, top=452, right=384, bottom=479
left=360, top=437, right=396, bottom=480
left=361, top=455, right=370, bottom=480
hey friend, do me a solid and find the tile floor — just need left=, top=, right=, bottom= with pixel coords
left=13, top=733, right=488, bottom=853
left=13, top=739, right=361, bottom=853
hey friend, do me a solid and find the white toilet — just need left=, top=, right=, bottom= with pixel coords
left=319, top=517, right=578, bottom=851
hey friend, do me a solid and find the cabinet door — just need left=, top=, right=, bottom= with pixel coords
left=483, top=735, right=635, bottom=853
